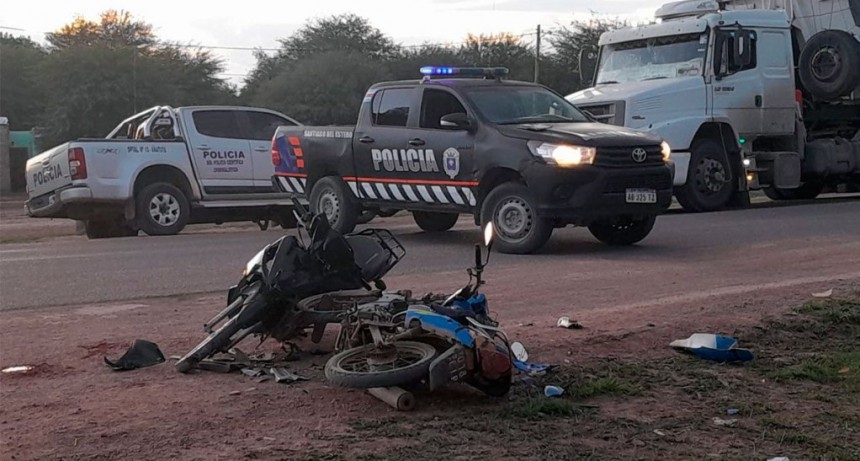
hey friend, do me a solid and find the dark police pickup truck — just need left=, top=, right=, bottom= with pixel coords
left=271, top=67, right=673, bottom=254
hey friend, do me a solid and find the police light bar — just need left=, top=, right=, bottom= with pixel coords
left=419, top=66, right=509, bottom=78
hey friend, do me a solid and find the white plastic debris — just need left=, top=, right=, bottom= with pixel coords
left=712, top=417, right=737, bottom=427
left=812, top=288, right=833, bottom=298
left=1, top=365, right=34, bottom=374
left=557, top=317, right=583, bottom=329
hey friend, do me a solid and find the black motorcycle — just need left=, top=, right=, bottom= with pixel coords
left=175, top=199, right=405, bottom=373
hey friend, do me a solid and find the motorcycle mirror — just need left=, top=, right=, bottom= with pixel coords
left=511, top=342, right=528, bottom=362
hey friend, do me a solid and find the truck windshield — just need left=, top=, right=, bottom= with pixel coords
left=465, top=86, right=590, bottom=125
left=596, top=33, right=708, bottom=84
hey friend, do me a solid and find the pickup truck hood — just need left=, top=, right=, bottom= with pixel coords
left=496, top=122, right=662, bottom=147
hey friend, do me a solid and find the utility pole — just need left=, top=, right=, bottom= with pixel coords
left=534, top=24, right=541, bottom=83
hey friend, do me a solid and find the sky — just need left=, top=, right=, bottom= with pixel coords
left=1, top=0, right=666, bottom=87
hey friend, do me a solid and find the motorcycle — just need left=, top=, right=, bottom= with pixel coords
left=175, top=198, right=407, bottom=373
left=324, top=224, right=514, bottom=397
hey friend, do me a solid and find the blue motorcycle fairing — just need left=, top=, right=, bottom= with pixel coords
left=405, top=308, right=475, bottom=347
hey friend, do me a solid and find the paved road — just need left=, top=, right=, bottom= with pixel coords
left=1, top=198, right=858, bottom=311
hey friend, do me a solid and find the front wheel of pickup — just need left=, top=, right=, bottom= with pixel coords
left=481, top=183, right=552, bottom=254
left=136, top=183, right=190, bottom=236
left=587, top=215, right=656, bottom=246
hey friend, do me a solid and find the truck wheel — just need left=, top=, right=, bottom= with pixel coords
left=675, top=140, right=734, bottom=212
left=764, top=181, right=825, bottom=201
left=84, top=219, right=137, bottom=239
left=309, top=177, right=358, bottom=234
left=587, top=215, right=656, bottom=246
left=136, top=183, right=190, bottom=236
left=412, top=211, right=458, bottom=232
left=799, top=30, right=860, bottom=101
left=480, top=183, right=552, bottom=254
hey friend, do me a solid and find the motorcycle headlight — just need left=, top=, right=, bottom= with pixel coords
left=528, top=141, right=595, bottom=167
left=243, top=249, right=265, bottom=277
left=661, top=141, right=671, bottom=162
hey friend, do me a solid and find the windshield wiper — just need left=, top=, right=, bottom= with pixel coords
left=642, top=76, right=668, bottom=81
left=597, top=80, right=618, bottom=85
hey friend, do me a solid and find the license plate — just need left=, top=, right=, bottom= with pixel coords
left=625, top=188, right=657, bottom=203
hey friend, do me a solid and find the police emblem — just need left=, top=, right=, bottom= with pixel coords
left=442, top=148, right=460, bottom=179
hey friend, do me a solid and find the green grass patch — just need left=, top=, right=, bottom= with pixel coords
left=798, top=297, right=860, bottom=325
left=0, top=234, right=44, bottom=244
left=500, top=396, right=592, bottom=420
left=567, top=375, right=640, bottom=399
left=769, top=351, right=860, bottom=389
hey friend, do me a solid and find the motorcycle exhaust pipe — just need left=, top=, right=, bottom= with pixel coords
left=367, top=386, right=415, bottom=411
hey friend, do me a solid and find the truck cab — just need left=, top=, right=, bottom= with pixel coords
left=568, top=0, right=860, bottom=211
left=273, top=67, right=674, bottom=254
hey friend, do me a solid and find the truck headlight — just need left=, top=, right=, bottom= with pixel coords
left=528, top=141, right=595, bottom=167
left=660, top=141, right=671, bottom=162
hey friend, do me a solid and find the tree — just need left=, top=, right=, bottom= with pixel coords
left=548, top=17, right=627, bottom=94
left=243, top=14, right=396, bottom=100
left=35, top=11, right=235, bottom=147
left=248, top=51, right=390, bottom=125
left=457, top=33, right=534, bottom=82
left=0, top=34, right=48, bottom=130
left=45, top=10, right=156, bottom=49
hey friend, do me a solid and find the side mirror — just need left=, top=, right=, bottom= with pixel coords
left=440, top=113, right=471, bottom=131
left=577, top=45, right=599, bottom=86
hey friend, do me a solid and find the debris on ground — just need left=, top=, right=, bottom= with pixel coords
left=1, top=365, right=34, bottom=374
left=513, top=360, right=552, bottom=376
left=367, top=386, right=415, bottom=411
left=812, top=288, right=833, bottom=298
left=510, top=342, right=528, bottom=362
left=544, top=385, right=564, bottom=397
left=103, top=339, right=165, bottom=371
left=712, top=417, right=738, bottom=427
left=269, top=367, right=307, bottom=383
left=241, top=368, right=264, bottom=378
left=727, top=408, right=739, bottom=415
left=669, top=333, right=754, bottom=362
left=557, top=316, right=584, bottom=329
left=766, top=457, right=790, bottom=461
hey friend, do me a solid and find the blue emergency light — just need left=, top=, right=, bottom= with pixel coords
left=419, top=66, right=509, bottom=78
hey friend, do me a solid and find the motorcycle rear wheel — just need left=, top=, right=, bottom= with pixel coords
left=325, top=341, right=437, bottom=389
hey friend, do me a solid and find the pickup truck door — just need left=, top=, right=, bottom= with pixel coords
left=352, top=87, right=420, bottom=203
left=183, top=109, right=254, bottom=194
left=237, top=109, right=301, bottom=192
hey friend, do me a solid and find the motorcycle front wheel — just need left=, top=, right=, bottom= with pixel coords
left=324, top=341, right=437, bottom=389
left=175, top=283, right=266, bottom=373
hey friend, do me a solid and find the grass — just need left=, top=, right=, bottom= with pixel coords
left=769, top=351, right=860, bottom=389
left=0, top=234, right=45, bottom=244
left=500, top=396, right=593, bottom=420
left=798, top=297, right=860, bottom=325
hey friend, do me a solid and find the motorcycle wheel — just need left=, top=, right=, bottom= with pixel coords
left=325, top=341, right=437, bottom=389
left=175, top=283, right=265, bottom=373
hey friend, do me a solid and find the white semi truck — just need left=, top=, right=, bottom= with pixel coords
left=568, top=0, right=860, bottom=211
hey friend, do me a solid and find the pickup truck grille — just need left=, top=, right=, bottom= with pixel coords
left=595, top=146, right=664, bottom=168
left=604, top=173, right=671, bottom=193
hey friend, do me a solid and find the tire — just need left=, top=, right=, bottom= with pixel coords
left=135, top=183, right=190, bottom=236
left=309, top=177, right=359, bottom=234
left=799, top=30, right=860, bottom=101
left=480, top=182, right=552, bottom=254
left=84, top=219, right=137, bottom=239
left=356, top=210, right=377, bottom=225
left=587, top=215, right=656, bottom=246
left=412, top=211, right=458, bottom=232
left=325, top=341, right=437, bottom=389
left=763, top=181, right=825, bottom=201
left=675, top=140, right=734, bottom=212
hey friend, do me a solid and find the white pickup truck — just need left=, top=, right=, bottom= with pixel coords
left=25, top=106, right=302, bottom=238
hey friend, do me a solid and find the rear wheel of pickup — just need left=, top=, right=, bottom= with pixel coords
left=413, top=211, right=458, bottom=232
left=587, top=215, right=656, bottom=246
left=481, top=182, right=552, bottom=254
left=135, top=183, right=190, bottom=236
left=84, top=219, right=137, bottom=239
left=675, top=140, right=734, bottom=212
left=309, top=176, right=358, bottom=234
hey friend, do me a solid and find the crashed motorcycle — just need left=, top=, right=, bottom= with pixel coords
left=325, top=224, right=514, bottom=396
left=175, top=199, right=406, bottom=373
